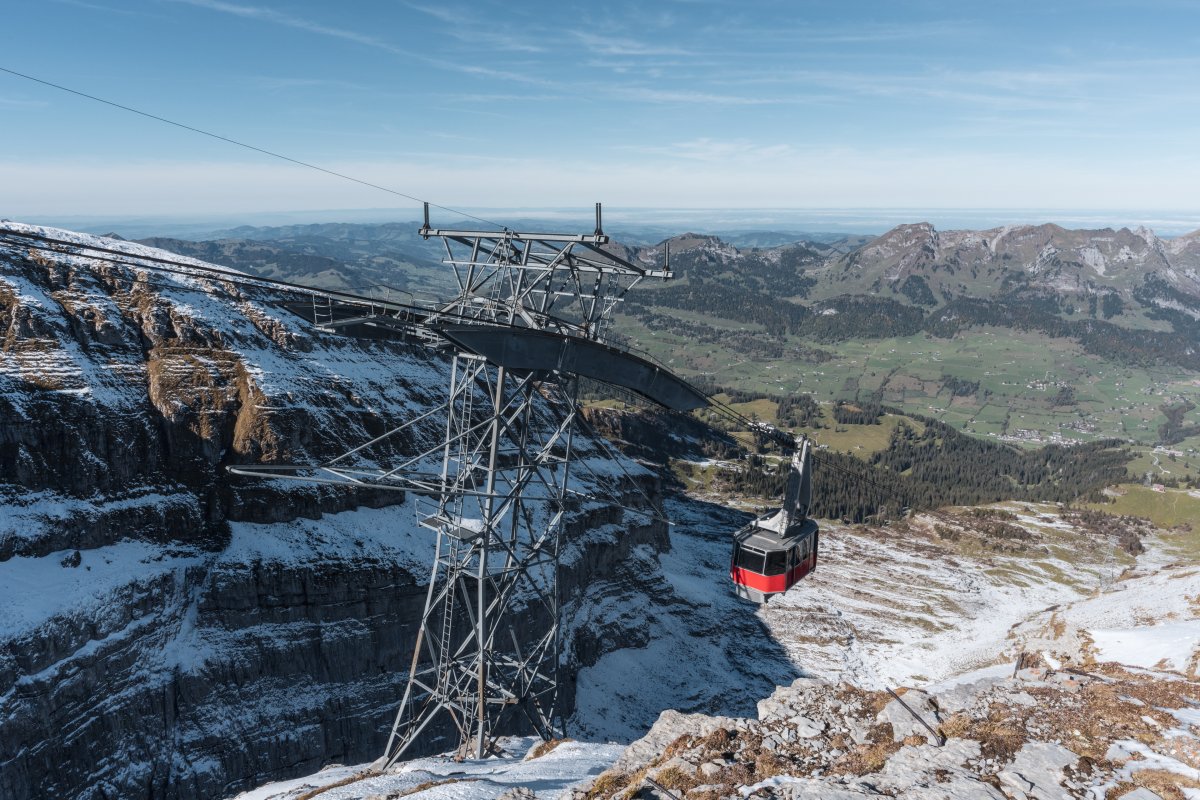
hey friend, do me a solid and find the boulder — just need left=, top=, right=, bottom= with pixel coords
left=876, top=689, right=940, bottom=743
left=611, top=711, right=738, bottom=774
left=996, top=742, right=1079, bottom=800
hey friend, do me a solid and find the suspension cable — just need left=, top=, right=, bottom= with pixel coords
left=0, top=65, right=506, bottom=231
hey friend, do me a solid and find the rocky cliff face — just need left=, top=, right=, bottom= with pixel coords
left=0, top=223, right=671, bottom=800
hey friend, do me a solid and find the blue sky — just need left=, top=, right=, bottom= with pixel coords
left=2, top=0, right=1199, bottom=219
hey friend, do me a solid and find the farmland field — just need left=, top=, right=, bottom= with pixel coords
left=618, top=313, right=1200, bottom=461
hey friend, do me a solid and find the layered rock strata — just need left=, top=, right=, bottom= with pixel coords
left=0, top=224, right=669, bottom=799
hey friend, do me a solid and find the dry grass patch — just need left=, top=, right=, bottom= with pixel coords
left=295, top=772, right=477, bottom=800
left=294, top=770, right=376, bottom=800
left=828, top=739, right=904, bottom=776
left=836, top=683, right=893, bottom=715
left=584, top=770, right=632, bottom=800
left=1106, top=769, right=1200, bottom=800
left=653, top=765, right=700, bottom=794
left=752, top=751, right=791, bottom=781
left=527, top=737, right=573, bottom=760
left=938, top=711, right=973, bottom=740
left=972, top=715, right=1027, bottom=761
left=942, top=675, right=1192, bottom=766
left=696, top=727, right=735, bottom=755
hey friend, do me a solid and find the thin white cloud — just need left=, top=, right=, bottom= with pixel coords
left=573, top=31, right=693, bottom=57
left=405, top=3, right=545, bottom=52
left=249, top=76, right=375, bottom=92
left=755, top=19, right=972, bottom=45
left=170, top=0, right=419, bottom=56
left=171, top=0, right=551, bottom=84
left=50, top=0, right=148, bottom=16
left=624, top=138, right=796, bottom=163
left=0, top=96, right=48, bottom=108
left=610, top=87, right=780, bottom=105
left=454, top=63, right=554, bottom=85
left=443, top=93, right=569, bottom=103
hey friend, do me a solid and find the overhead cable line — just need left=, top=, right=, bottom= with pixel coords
left=0, top=66, right=506, bottom=231
left=0, top=229, right=424, bottom=310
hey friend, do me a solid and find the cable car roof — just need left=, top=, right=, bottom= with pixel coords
left=735, top=516, right=818, bottom=552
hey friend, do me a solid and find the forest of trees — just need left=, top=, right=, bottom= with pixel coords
left=719, top=410, right=1131, bottom=523
left=926, top=295, right=1200, bottom=371
left=831, top=399, right=883, bottom=425
left=1158, top=400, right=1200, bottom=445
left=942, top=376, right=980, bottom=397
left=898, top=274, right=938, bottom=306
left=689, top=381, right=824, bottom=429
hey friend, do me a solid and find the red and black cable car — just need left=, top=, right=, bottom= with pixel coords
left=731, top=438, right=819, bottom=603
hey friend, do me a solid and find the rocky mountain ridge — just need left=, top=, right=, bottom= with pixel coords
left=0, top=222, right=691, bottom=800
left=615, top=222, right=1200, bottom=375
left=137, top=220, right=1200, bottom=357
left=640, top=222, right=1200, bottom=308
left=832, top=222, right=1200, bottom=313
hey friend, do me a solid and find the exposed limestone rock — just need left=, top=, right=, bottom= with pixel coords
left=497, top=787, right=537, bottom=800
left=996, top=742, right=1078, bottom=800
left=610, top=710, right=740, bottom=775
left=876, top=689, right=939, bottom=743
left=583, top=662, right=1199, bottom=800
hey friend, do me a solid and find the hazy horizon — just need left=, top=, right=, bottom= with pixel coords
left=16, top=206, right=1200, bottom=241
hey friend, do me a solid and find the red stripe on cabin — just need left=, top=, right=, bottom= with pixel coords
left=730, top=552, right=817, bottom=595
left=730, top=566, right=790, bottom=593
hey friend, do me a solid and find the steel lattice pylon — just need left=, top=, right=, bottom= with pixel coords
left=381, top=354, right=575, bottom=763
left=381, top=205, right=669, bottom=763
left=233, top=205, right=673, bottom=764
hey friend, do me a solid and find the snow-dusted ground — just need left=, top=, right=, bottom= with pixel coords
left=231, top=738, right=623, bottom=800
left=567, top=496, right=1200, bottom=742
left=565, top=498, right=794, bottom=742
left=239, top=502, right=1200, bottom=800
left=1014, top=560, right=1200, bottom=673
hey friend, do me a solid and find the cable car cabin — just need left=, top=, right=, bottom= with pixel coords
left=730, top=514, right=818, bottom=603
left=730, top=437, right=819, bottom=603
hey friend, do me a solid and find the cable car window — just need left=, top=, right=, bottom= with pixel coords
left=735, top=548, right=765, bottom=573
left=764, top=549, right=788, bottom=576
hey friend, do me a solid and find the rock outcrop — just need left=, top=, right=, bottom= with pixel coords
left=577, top=661, right=1200, bottom=800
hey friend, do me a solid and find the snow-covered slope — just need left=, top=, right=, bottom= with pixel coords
left=232, top=737, right=622, bottom=800
left=242, top=507, right=1199, bottom=800
left=0, top=222, right=673, bottom=800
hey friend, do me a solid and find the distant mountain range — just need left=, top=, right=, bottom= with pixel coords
left=139, top=220, right=1200, bottom=371
left=831, top=222, right=1200, bottom=306
left=619, top=223, right=1200, bottom=370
